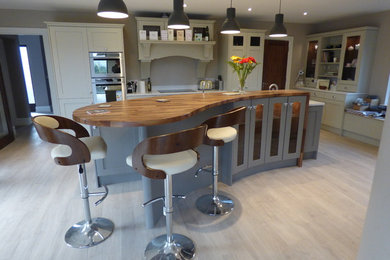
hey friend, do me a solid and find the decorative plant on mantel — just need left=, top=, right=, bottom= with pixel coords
left=228, top=56, right=258, bottom=93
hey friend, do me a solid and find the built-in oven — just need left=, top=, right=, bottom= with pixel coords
left=92, top=78, right=125, bottom=103
left=89, top=52, right=124, bottom=78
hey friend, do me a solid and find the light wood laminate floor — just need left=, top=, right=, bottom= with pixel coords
left=0, top=126, right=378, bottom=260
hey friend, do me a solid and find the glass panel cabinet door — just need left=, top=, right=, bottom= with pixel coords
left=265, top=97, right=287, bottom=163
left=231, top=101, right=251, bottom=174
left=248, top=99, right=269, bottom=167
left=341, top=35, right=361, bottom=82
left=283, top=96, right=307, bottom=160
left=305, top=40, right=318, bottom=78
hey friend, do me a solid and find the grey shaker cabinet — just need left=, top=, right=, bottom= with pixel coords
left=229, top=96, right=307, bottom=176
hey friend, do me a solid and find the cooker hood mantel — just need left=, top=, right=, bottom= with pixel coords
left=138, top=40, right=216, bottom=79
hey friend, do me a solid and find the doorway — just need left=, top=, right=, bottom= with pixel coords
left=262, top=39, right=289, bottom=90
left=0, top=63, right=14, bottom=149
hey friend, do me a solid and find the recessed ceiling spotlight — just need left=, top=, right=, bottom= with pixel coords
left=248, top=7, right=252, bottom=12
left=303, top=11, right=308, bottom=16
left=183, top=3, right=187, bottom=7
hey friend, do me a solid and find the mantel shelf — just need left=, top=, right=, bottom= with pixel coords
left=139, top=40, right=216, bottom=45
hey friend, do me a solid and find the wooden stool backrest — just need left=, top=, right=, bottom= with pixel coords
left=202, top=106, right=247, bottom=146
left=32, top=115, right=91, bottom=165
left=131, top=124, right=207, bottom=180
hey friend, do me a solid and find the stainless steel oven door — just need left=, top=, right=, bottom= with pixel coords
left=89, top=52, right=124, bottom=78
left=92, top=78, right=124, bottom=103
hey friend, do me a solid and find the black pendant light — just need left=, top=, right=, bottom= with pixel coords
left=221, top=0, right=240, bottom=34
left=97, top=0, right=129, bottom=19
left=269, top=0, right=287, bottom=37
left=168, top=0, right=190, bottom=29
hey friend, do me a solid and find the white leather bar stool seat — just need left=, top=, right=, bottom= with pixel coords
left=126, top=150, right=197, bottom=175
left=206, top=126, right=237, bottom=143
left=51, top=136, right=107, bottom=160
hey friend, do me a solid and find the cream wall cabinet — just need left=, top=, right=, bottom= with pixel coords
left=219, top=29, right=266, bottom=91
left=298, top=87, right=365, bottom=134
left=48, top=26, right=91, bottom=100
left=58, top=98, right=93, bottom=120
left=87, top=27, right=124, bottom=52
left=304, top=27, right=377, bottom=93
left=46, top=22, right=124, bottom=119
left=343, top=113, right=383, bottom=146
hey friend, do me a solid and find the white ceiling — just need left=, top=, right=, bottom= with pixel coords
left=1, top=0, right=390, bottom=24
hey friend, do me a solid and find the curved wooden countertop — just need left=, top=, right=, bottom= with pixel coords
left=73, top=90, right=310, bottom=127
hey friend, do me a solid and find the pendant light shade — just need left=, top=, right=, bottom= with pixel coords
left=168, top=0, right=190, bottom=29
left=269, top=14, right=287, bottom=37
left=221, top=0, right=240, bottom=34
left=97, top=0, right=129, bottom=19
left=221, top=7, right=240, bottom=34
left=269, top=0, right=287, bottom=37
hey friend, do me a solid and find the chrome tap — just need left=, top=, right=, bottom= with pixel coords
left=269, top=83, right=279, bottom=90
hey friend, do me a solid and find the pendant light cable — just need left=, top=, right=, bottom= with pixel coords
left=269, top=0, right=287, bottom=37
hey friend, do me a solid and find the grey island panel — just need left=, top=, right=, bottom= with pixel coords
left=93, top=97, right=323, bottom=228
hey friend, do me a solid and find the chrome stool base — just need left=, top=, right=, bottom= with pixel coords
left=65, top=217, right=114, bottom=248
left=196, top=194, right=234, bottom=216
left=145, top=234, right=196, bottom=260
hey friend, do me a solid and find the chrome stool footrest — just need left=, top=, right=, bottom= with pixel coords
left=195, top=165, right=212, bottom=177
left=65, top=217, right=114, bottom=248
left=145, top=233, right=196, bottom=260
left=195, top=194, right=234, bottom=216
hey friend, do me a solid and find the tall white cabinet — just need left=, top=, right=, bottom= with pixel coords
left=219, top=29, right=266, bottom=91
left=46, top=22, right=124, bottom=119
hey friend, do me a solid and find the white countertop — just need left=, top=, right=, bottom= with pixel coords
left=309, top=100, right=325, bottom=106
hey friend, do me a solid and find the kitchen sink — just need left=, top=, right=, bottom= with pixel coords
left=158, top=89, right=197, bottom=93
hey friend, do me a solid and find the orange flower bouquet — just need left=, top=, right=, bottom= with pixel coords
left=228, top=56, right=258, bottom=93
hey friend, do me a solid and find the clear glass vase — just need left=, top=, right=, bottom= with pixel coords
left=239, top=83, right=246, bottom=94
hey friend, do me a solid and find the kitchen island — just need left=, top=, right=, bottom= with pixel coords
left=73, top=90, right=322, bottom=227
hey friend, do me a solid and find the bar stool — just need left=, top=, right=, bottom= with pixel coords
left=127, top=125, right=207, bottom=260
left=32, top=115, right=114, bottom=248
left=196, top=106, right=246, bottom=216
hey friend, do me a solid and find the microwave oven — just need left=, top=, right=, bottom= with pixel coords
left=89, top=52, right=124, bottom=78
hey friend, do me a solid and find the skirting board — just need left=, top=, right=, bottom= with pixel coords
left=321, top=124, right=343, bottom=135
left=15, top=117, right=32, bottom=126
left=342, top=130, right=380, bottom=146
left=35, top=106, right=52, bottom=113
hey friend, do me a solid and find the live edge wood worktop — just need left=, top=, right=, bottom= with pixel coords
left=73, top=90, right=321, bottom=228
left=73, top=90, right=309, bottom=127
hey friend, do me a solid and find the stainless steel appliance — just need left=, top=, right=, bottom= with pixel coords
left=89, top=52, right=124, bottom=78
left=92, top=78, right=125, bottom=103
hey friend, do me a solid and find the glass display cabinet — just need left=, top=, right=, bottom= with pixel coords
left=303, top=27, right=377, bottom=93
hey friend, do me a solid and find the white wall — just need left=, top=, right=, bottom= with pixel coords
left=357, top=109, right=390, bottom=258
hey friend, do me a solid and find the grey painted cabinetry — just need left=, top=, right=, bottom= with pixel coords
left=225, top=96, right=307, bottom=180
